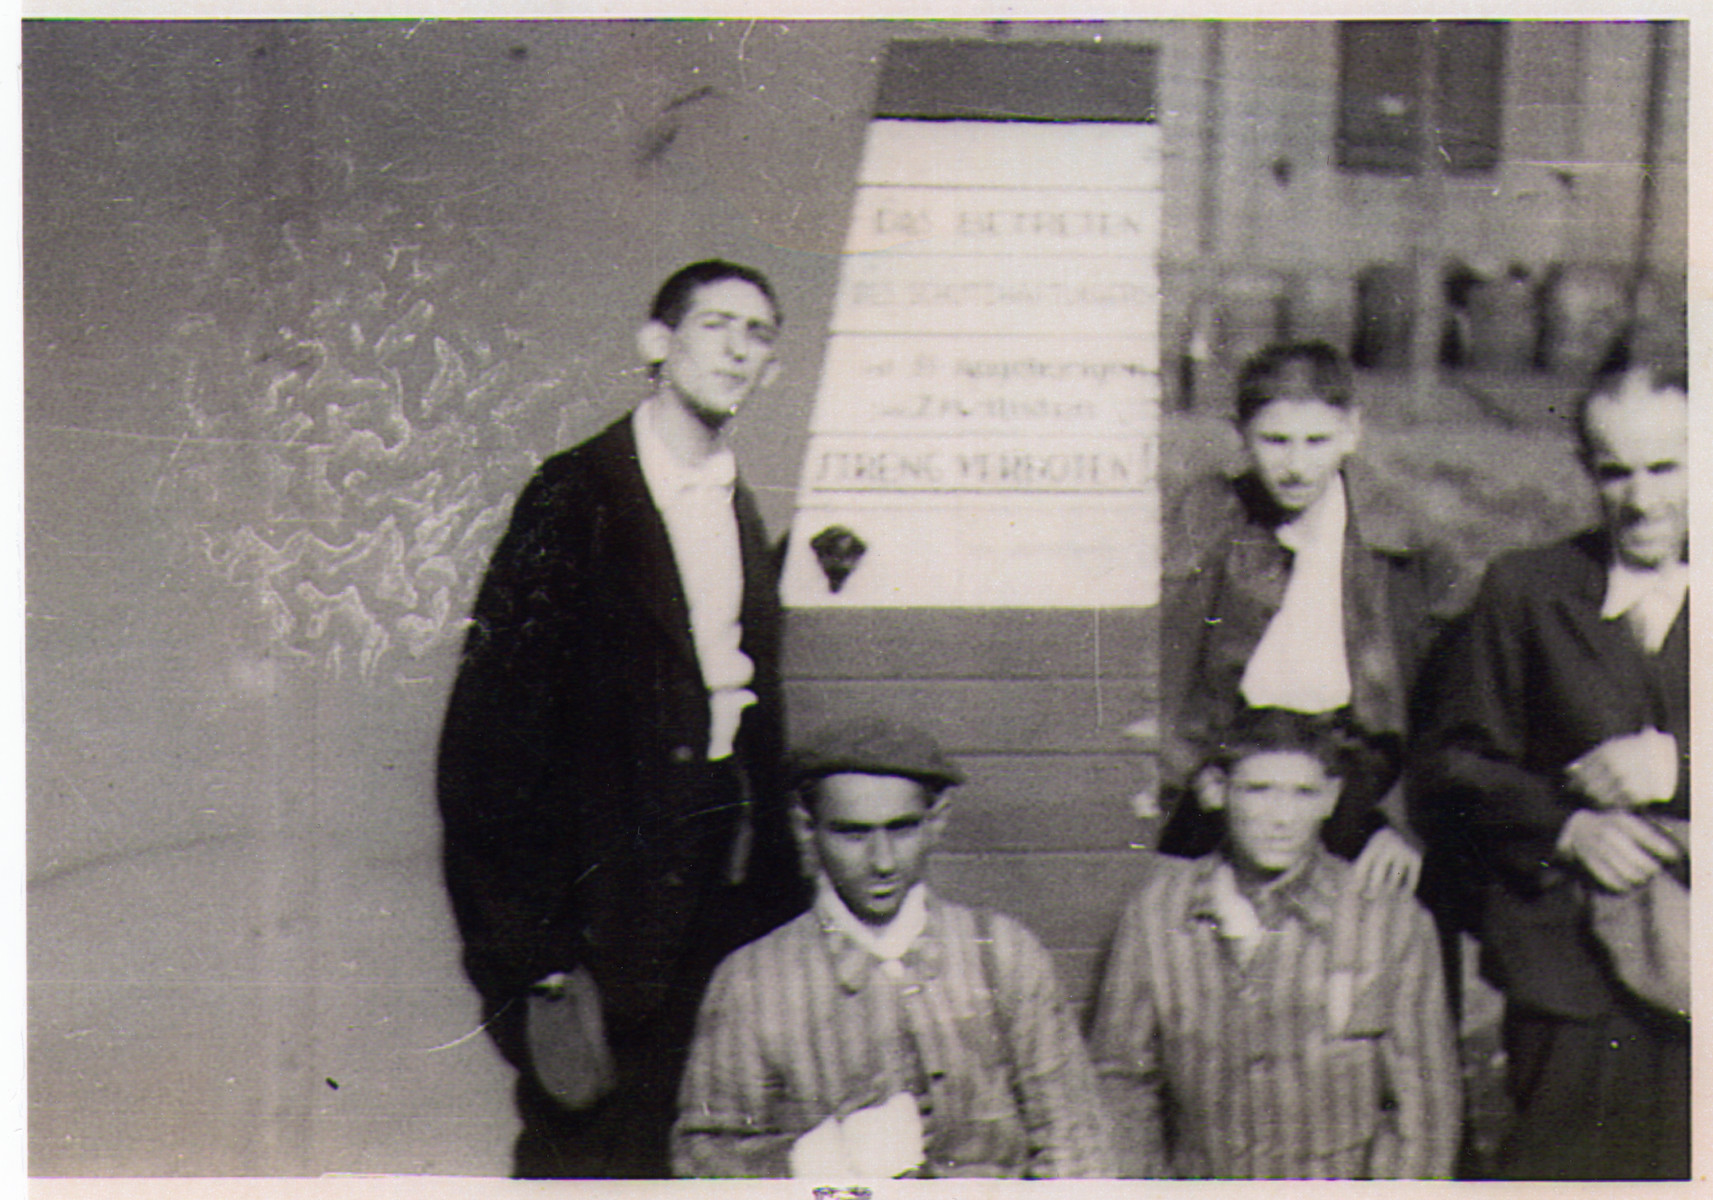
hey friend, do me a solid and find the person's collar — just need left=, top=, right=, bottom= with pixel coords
left=634, top=395, right=735, bottom=493
left=1188, top=844, right=1339, bottom=934
left=1236, top=461, right=1417, bottom=555
left=814, top=877, right=931, bottom=964
left=1601, top=555, right=1688, bottom=653
left=1603, top=556, right=1689, bottom=611
left=1339, top=458, right=1417, bottom=554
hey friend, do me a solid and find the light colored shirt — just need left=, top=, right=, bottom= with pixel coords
left=673, top=891, right=1116, bottom=1179
left=1602, top=557, right=1688, bottom=655
left=1089, top=847, right=1461, bottom=1179
left=633, top=397, right=755, bottom=760
left=1240, top=474, right=1352, bottom=712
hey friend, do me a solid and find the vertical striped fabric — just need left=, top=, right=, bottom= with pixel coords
left=672, top=893, right=1115, bottom=1178
left=1087, top=849, right=1461, bottom=1178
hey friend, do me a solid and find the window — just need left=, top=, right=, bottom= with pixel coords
left=1337, top=21, right=1503, bottom=174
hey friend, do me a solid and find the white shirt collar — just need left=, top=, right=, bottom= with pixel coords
left=633, top=395, right=736, bottom=495
left=630, top=395, right=753, bottom=760
left=1602, top=557, right=1688, bottom=654
left=815, top=877, right=930, bottom=964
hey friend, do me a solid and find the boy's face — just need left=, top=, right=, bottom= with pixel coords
left=794, top=773, right=945, bottom=926
left=1242, top=397, right=1359, bottom=515
left=1215, top=749, right=1341, bottom=875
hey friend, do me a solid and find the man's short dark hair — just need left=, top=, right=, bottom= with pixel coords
left=1208, top=707, right=1358, bottom=780
left=1235, top=340, right=1354, bottom=426
left=649, top=259, right=781, bottom=329
left=1573, top=331, right=1689, bottom=461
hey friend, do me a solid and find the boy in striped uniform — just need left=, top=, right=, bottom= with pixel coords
left=1090, top=708, right=1459, bottom=1178
left=672, top=716, right=1114, bottom=1179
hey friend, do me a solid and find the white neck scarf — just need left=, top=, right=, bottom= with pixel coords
left=815, top=877, right=930, bottom=968
left=1240, top=474, right=1353, bottom=712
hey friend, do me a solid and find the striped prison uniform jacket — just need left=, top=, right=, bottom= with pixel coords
left=1088, top=847, right=1461, bottom=1179
left=671, top=891, right=1115, bottom=1178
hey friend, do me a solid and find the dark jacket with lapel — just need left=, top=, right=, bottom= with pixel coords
left=437, top=414, right=800, bottom=1061
left=1412, top=531, right=1688, bottom=1018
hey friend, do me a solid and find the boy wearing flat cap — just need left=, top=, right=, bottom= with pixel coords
left=672, top=716, right=1115, bottom=1179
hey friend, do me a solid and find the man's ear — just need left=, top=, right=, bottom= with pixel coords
left=1194, top=765, right=1228, bottom=812
left=789, top=800, right=813, bottom=849
left=759, top=358, right=782, bottom=390
left=636, top=319, right=671, bottom=366
left=789, top=800, right=818, bottom=878
left=924, top=791, right=951, bottom=845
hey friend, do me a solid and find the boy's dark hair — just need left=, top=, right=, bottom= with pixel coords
left=1573, top=329, right=1688, bottom=461
left=648, top=259, right=781, bottom=330
left=1235, top=340, right=1354, bottom=426
left=1208, top=707, right=1358, bottom=779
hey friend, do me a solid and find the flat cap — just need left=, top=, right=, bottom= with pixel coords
left=787, top=716, right=965, bottom=791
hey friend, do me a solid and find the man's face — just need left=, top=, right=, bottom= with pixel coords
left=1242, top=397, right=1360, bottom=515
left=640, top=278, right=779, bottom=429
left=1216, top=750, right=1340, bottom=876
left=1583, top=380, right=1689, bottom=569
left=797, top=773, right=944, bottom=926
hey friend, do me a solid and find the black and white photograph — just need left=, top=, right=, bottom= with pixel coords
left=22, top=12, right=1695, bottom=1186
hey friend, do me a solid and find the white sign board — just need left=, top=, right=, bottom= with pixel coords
left=783, top=120, right=1163, bottom=608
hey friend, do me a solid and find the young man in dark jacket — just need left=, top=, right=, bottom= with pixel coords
left=438, top=261, right=808, bottom=1177
left=1158, top=341, right=1447, bottom=895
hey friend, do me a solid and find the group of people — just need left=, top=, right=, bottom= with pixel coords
left=436, top=260, right=1689, bottom=1181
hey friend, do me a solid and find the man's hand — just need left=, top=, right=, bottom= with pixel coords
left=1350, top=827, right=1423, bottom=896
left=1565, top=728, right=1679, bottom=809
left=1557, top=809, right=1682, bottom=893
left=525, top=965, right=615, bottom=1111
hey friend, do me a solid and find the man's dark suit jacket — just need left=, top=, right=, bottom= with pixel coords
left=437, top=414, right=802, bottom=1069
left=1413, top=531, right=1688, bottom=1019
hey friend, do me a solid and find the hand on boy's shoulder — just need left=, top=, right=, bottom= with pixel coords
left=1350, top=827, right=1422, bottom=896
